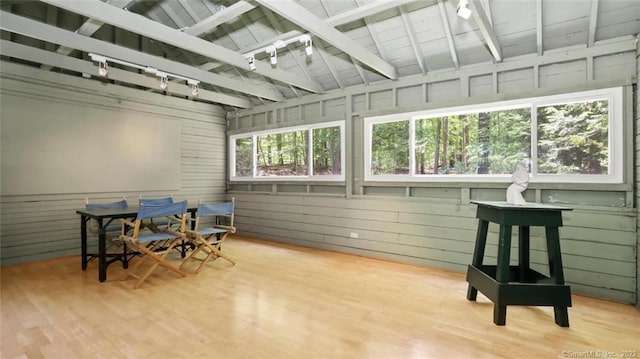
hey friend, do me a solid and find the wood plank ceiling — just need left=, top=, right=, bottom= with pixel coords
left=1, top=0, right=638, bottom=110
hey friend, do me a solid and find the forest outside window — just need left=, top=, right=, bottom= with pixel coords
left=229, top=121, right=345, bottom=181
left=364, top=87, right=623, bottom=183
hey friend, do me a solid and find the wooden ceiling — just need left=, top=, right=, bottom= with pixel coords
left=1, top=0, right=638, bottom=110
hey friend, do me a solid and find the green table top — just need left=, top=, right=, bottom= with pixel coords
left=471, top=200, right=572, bottom=212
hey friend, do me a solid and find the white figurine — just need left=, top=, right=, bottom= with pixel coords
left=506, top=162, right=529, bottom=205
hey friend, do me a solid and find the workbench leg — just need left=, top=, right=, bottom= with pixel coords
left=493, top=225, right=512, bottom=326
left=493, top=305, right=507, bottom=326
left=546, top=226, right=570, bottom=327
left=467, top=219, right=489, bottom=301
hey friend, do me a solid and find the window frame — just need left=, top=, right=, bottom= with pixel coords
left=229, top=120, right=345, bottom=182
left=364, top=87, right=624, bottom=184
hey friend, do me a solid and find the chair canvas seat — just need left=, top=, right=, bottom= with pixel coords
left=137, top=231, right=183, bottom=244
left=198, top=227, right=228, bottom=236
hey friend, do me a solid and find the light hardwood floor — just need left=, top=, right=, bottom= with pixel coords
left=1, top=236, right=639, bottom=358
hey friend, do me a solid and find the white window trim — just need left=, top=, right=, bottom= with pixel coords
left=364, top=87, right=624, bottom=184
left=229, top=120, right=345, bottom=182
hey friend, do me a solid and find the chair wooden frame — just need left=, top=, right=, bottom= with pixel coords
left=119, top=200, right=188, bottom=289
left=181, top=198, right=236, bottom=273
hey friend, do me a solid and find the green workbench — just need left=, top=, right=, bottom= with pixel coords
left=466, top=200, right=572, bottom=327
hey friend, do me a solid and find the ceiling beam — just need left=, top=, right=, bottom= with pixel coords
left=0, top=10, right=283, bottom=101
left=184, top=1, right=255, bottom=37
left=318, top=2, right=367, bottom=86
left=536, top=0, right=543, bottom=55
left=438, top=0, right=460, bottom=69
left=468, top=0, right=502, bottom=62
left=326, top=0, right=421, bottom=27
left=0, top=40, right=251, bottom=108
left=588, top=0, right=599, bottom=47
left=255, top=0, right=398, bottom=80
left=38, top=0, right=324, bottom=94
left=400, top=5, right=426, bottom=74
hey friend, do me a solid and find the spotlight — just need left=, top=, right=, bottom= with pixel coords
left=188, top=80, right=199, bottom=96
left=158, top=73, right=169, bottom=90
left=457, top=0, right=472, bottom=19
left=98, top=60, right=108, bottom=76
left=246, top=55, right=256, bottom=70
left=267, top=47, right=277, bottom=65
left=89, top=53, right=109, bottom=76
left=300, top=35, right=313, bottom=56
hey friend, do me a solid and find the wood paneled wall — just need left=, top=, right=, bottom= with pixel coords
left=227, top=37, right=639, bottom=304
left=0, top=63, right=227, bottom=265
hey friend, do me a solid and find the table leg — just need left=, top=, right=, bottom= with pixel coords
left=546, top=226, right=570, bottom=327
left=518, top=225, right=530, bottom=282
left=98, top=218, right=107, bottom=282
left=467, top=219, right=489, bottom=301
left=81, top=215, right=88, bottom=270
left=493, top=225, right=512, bottom=326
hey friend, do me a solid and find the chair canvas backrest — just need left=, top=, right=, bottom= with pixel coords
left=139, top=196, right=173, bottom=206
left=137, top=200, right=187, bottom=220
left=195, top=199, right=234, bottom=231
left=198, top=202, right=233, bottom=217
left=86, top=199, right=128, bottom=210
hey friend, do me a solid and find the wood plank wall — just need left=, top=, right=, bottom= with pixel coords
left=635, top=39, right=640, bottom=308
left=227, top=37, right=639, bottom=304
left=0, top=64, right=227, bottom=265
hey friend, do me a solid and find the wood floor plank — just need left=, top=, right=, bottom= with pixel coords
left=1, top=236, right=639, bottom=358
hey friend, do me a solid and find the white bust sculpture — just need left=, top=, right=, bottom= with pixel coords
left=506, top=162, right=529, bottom=205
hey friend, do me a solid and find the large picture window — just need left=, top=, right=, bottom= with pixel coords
left=229, top=121, right=345, bottom=181
left=364, top=87, right=623, bottom=183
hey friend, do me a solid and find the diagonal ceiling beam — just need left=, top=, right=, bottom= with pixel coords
left=255, top=0, right=398, bottom=80
left=0, top=40, right=251, bottom=108
left=588, top=0, right=599, bottom=47
left=184, top=1, right=255, bottom=37
left=468, top=0, right=503, bottom=62
left=326, top=0, right=421, bottom=27
left=0, top=10, right=283, bottom=101
left=39, top=0, right=324, bottom=94
left=41, top=0, right=133, bottom=71
left=438, top=0, right=460, bottom=69
left=536, top=0, right=543, bottom=55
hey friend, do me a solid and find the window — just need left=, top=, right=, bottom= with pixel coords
left=229, top=121, right=345, bottom=181
left=364, top=87, right=623, bottom=183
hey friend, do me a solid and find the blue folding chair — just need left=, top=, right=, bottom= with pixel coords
left=85, top=198, right=133, bottom=266
left=181, top=198, right=236, bottom=273
left=119, top=200, right=188, bottom=288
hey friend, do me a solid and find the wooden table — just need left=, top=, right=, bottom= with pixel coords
left=465, top=200, right=572, bottom=327
left=76, top=205, right=196, bottom=282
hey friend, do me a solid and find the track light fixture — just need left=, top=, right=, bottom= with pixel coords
left=246, top=54, right=256, bottom=70
left=457, top=0, right=472, bottom=19
left=188, top=80, right=199, bottom=96
left=89, top=53, right=109, bottom=76
left=268, top=47, right=277, bottom=65
left=98, top=60, right=108, bottom=76
left=242, top=33, right=313, bottom=70
left=300, top=35, right=313, bottom=56
left=158, top=72, right=169, bottom=90
left=87, top=53, right=200, bottom=96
